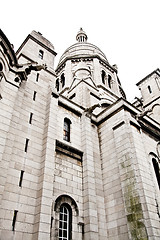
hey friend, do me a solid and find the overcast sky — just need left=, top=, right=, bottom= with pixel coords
left=1, top=0, right=160, bottom=101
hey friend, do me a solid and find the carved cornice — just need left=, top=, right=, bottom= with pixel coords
left=71, top=58, right=93, bottom=63
left=56, top=55, right=114, bottom=73
left=99, top=60, right=115, bottom=73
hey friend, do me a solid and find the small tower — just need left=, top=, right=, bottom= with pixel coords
left=136, top=68, right=160, bottom=122
left=76, top=28, right=88, bottom=43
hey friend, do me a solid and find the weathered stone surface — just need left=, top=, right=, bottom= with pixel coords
left=0, top=28, right=160, bottom=240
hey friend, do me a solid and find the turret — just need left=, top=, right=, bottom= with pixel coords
left=136, top=69, right=160, bottom=122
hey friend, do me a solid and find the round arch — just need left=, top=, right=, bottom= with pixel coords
left=54, top=194, right=79, bottom=216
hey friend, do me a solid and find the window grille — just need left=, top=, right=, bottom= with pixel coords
left=59, top=205, right=70, bottom=240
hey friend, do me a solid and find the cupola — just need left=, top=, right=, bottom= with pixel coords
left=76, top=28, right=88, bottom=43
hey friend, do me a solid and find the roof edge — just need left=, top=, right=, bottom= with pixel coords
left=16, top=31, right=57, bottom=56
left=136, top=68, right=160, bottom=86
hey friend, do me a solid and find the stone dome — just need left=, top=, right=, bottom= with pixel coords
left=57, top=28, right=109, bottom=68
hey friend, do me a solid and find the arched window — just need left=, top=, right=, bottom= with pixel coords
left=63, top=118, right=71, bottom=142
left=152, top=158, right=160, bottom=189
left=101, top=70, right=106, bottom=84
left=39, top=50, right=44, bottom=59
left=61, top=73, right=65, bottom=88
left=108, top=74, right=112, bottom=88
left=53, top=195, right=79, bottom=240
left=59, top=204, right=72, bottom=240
left=148, top=85, right=152, bottom=94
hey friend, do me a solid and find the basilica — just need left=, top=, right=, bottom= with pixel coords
left=0, top=28, right=160, bottom=240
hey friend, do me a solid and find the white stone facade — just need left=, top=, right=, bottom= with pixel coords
left=0, top=28, right=160, bottom=240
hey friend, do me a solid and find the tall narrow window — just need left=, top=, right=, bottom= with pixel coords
left=152, top=158, right=160, bottom=189
left=61, top=73, right=65, bottom=88
left=63, top=118, right=71, bottom=142
left=148, top=85, right=152, bottom=93
left=108, top=75, right=112, bottom=88
left=36, top=73, right=39, bottom=82
left=56, top=79, right=59, bottom=92
left=59, top=204, right=72, bottom=240
left=29, top=113, right=33, bottom=124
left=51, top=216, right=53, bottom=229
left=12, top=210, right=18, bottom=231
left=25, top=138, right=29, bottom=152
left=101, top=70, right=106, bottom=84
left=69, top=93, right=76, bottom=100
left=19, top=170, right=24, bottom=187
left=39, top=50, right=44, bottom=59
left=0, top=62, right=3, bottom=71
left=33, top=91, right=37, bottom=101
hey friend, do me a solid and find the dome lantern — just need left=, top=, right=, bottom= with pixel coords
left=76, top=28, right=88, bottom=43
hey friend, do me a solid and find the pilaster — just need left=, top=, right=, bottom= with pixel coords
left=113, top=114, right=149, bottom=239
left=81, top=113, right=99, bottom=240
left=65, top=60, right=72, bottom=88
left=35, top=91, right=59, bottom=240
left=93, top=58, right=101, bottom=85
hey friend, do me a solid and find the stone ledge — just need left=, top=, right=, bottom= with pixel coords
left=55, top=140, right=83, bottom=161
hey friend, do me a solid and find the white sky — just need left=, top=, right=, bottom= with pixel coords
left=1, top=0, right=160, bottom=101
